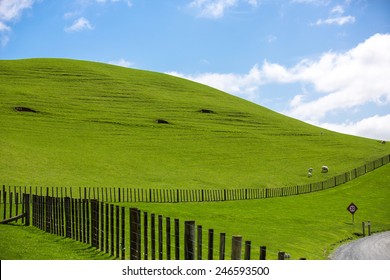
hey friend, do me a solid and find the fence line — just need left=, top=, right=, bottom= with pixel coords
left=1, top=154, right=389, bottom=205
left=1, top=193, right=296, bottom=260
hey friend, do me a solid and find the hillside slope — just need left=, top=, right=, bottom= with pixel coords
left=1, top=58, right=389, bottom=189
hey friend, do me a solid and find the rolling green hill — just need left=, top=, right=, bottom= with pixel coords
left=1, top=58, right=389, bottom=190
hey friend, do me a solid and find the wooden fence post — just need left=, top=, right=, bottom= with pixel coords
left=244, top=240, right=251, bottom=260
left=144, top=212, right=148, bottom=260
left=130, top=208, right=140, bottom=260
left=100, top=202, right=104, bottom=251
left=166, top=217, right=171, bottom=260
left=362, top=221, right=366, bottom=237
left=184, top=221, right=195, bottom=260
left=175, top=218, right=180, bottom=260
left=260, top=246, right=267, bottom=260
left=24, top=194, right=30, bottom=226
left=197, top=225, right=202, bottom=260
left=219, top=233, right=226, bottom=260
left=231, top=235, right=242, bottom=260
left=121, top=207, right=125, bottom=260
left=151, top=214, right=156, bottom=260
left=158, top=215, right=163, bottom=260
left=105, top=203, right=109, bottom=253
left=208, top=229, right=214, bottom=260
left=64, top=197, right=71, bottom=237
left=110, top=204, right=114, bottom=256
left=116, top=206, right=120, bottom=259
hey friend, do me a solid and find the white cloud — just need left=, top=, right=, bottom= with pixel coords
left=65, top=17, right=93, bottom=32
left=315, top=15, right=355, bottom=26
left=0, top=0, right=34, bottom=46
left=284, top=33, right=390, bottom=122
left=95, top=0, right=132, bottom=7
left=0, top=21, right=11, bottom=32
left=330, top=5, right=344, bottom=14
left=0, top=0, right=34, bottom=22
left=189, top=0, right=259, bottom=18
left=108, top=59, right=134, bottom=68
left=314, top=3, right=355, bottom=26
left=318, top=115, right=390, bottom=141
left=168, top=64, right=263, bottom=102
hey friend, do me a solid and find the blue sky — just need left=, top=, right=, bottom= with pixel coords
left=1, top=0, right=389, bottom=140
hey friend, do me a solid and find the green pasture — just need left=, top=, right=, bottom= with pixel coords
left=121, top=163, right=390, bottom=260
left=1, top=59, right=389, bottom=190
left=0, top=224, right=113, bottom=260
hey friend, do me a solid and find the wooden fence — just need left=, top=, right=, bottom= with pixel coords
left=1, top=154, right=389, bottom=204
left=1, top=193, right=295, bottom=260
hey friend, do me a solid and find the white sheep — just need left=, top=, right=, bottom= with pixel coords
left=321, top=166, right=329, bottom=173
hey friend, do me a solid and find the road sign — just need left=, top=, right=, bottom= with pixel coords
left=347, top=203, right=358, bottom=214
left=347, top=203, right=358, bottom=223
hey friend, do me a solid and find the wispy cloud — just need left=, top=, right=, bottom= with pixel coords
left=95, top=0, right=132, bottom=8
left=314, top=3, right=355, bottom=26
left=65, top=17, right=93, bottom=32
left=0, top=0, right=35, bottom=46
left=189, top=0, right=259, bottom=19
left=315, top=15, right=355, bottom=26
left=168, top=34, right=390, bottom=140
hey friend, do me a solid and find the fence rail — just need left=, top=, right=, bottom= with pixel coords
left=1, top=154, right=389, bottom=204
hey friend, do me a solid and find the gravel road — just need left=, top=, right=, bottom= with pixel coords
left=331, top=231, right=390, bottom=260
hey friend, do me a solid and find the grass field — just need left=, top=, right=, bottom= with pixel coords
left=1, top=58, right=389, bottom=190
left=0, top=58, right=389, bottom=260
left=121, top=163, right=390, bottom=260
left=0, top=224, right=114, bottom=260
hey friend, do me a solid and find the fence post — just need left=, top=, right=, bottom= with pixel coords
left=166, top=217, right=171, bottom=260
left=260, top=246, right=267, bottom=260
left=144, top=212, right=148, bottom=260
left=208, top=229, right=214, bottom=260
left=219, top=233, right=226, bottom=260
left=130, top=208, right=140, bottom=260
left=175, top=218, right=180, bottom=260
left=362, top=222, right=366, bottom=237
left=151, top=214, right=156, bottom=260
left=121, top=207, right=125, bottom=260
left=184, top=221, right=195, bottom=260
left=3, top=188, right=6, bottom=220
left=158, top=215, right=163, bottom=260
left=24, top=194, right=30, bottom=226
left=367, top=221, right=371, bottom=236
left=116, top=206, right=120, bottom=259
left=110, top=204, right=114, bottom=256
left=231, top=235, right=242, bottom=260
left=244, top=241, right=251, bottom=260
left=105, top=203, right=109, bottom=253
left=197, top=225, right=202, bottom=260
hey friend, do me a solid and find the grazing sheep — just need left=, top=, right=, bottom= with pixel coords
left=308, top=172, right=312, bottom=178
left=308, top=168, right=313, bottom=173
left=321, top=166, right=329, bottom=173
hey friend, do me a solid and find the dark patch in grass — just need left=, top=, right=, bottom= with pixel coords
left=199, top=109, right=215, bottom=114
left=155, top=119, right=170, bottom=124
left=14, top=106, right=37, bottom=113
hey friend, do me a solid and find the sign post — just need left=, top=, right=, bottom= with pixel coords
left=347, top=203, right=358, bottom=223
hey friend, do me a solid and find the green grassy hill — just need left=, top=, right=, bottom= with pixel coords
left=1, top=58, right=389, bottom=189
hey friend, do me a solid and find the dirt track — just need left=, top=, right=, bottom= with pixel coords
left=331, top=231, right=390, bottom=260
